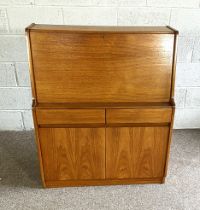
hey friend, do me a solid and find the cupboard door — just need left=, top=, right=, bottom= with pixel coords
left=39, top=128, right=105, bottom=181
left=106, top=127, right=169, bottom=179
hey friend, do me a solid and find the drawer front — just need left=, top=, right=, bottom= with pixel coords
left=36, top=109, right=105, bottom=125
left=106, top=108, right=172, bottom=124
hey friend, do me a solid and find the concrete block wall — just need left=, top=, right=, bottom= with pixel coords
left=0, top=0, right=200, bottom=130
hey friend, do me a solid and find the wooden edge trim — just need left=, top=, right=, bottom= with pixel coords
left=166, top=25, right=179, bottom=34
left=163, top=106, right=175, bottom=177
left=39, top=124, right=105, bottom=128
left=25, top=23, right=35, bottom=32
left=32, top=98, right=36, bottom=107
left=170, top=98, right=175, bottom=107
left=106, top=106, right=173, bottom=110
left=26, top=29, right=175, bottom=34
left=35, top=102, right=173, bottom=109
left=26, top=29, right=37, bottom=104
left=45, top=178, right=163, bottom=188
left=32, top=108, right=46, bottom=187
left=26, top=24, right=175, bottom=34
left=38, top=123, right=170, bottom=128
left=106, top=123, right=170, bottom=127
left=161, top=177, right=166, bottom=184
left=170, top=33, right=178, bottom=99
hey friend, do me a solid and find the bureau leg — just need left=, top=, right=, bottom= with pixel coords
left=161, top=177, right=166, bottom=184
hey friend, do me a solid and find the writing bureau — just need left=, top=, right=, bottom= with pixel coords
left=26, top=24, right=178, bottom=188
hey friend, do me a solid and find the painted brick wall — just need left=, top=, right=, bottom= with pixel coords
left=0, top=0, right=200, bottom=130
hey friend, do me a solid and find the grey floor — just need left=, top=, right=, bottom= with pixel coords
left=0, top=130, right=199, bottom=210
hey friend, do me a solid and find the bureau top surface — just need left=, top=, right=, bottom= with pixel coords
left=26, top=23, right=177, bottom=34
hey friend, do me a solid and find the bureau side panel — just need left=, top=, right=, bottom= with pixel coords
left=30, top=32, right=174, bottom=103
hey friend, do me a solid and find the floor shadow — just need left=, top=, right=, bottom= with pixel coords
left=0, top=130, right=42, bottom=188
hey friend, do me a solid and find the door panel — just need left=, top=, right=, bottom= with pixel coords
left=39, top=127, right=105, bottom=181
left=106, top=126, right=169, bottom=179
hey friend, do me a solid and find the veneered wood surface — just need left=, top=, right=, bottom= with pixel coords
left=45, top=177, right=163, bottom=188
left=30, top=32, right=174, bottom=103
left=164, top=106, right=175, bottom=177
left=26, top=31, right=37, bottom=100
left=35, top=102, right=172, bottom=109
left=32, top=108, right=46, bottom=187
left=39, top=127, right=105, bottom=181
left=26, top=25, right=177, bottom=187
left=106, top=108, right=172, bottom=124
left=26, top=24, right=176, bottom=34
left=36, top=108, right=105, bottom=125
left=106, top=127, right=169, bottom=179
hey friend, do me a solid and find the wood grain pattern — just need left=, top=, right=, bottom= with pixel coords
left=171, top=34, right=178, bottom=99
left=26, top=29, right=37, bottom=101
left=36, top=108, right=105, bottom=125
left=106, top=127, right=169, bottom=179
left=26, top=25, right=177, bottom=187
left=45, top=177, right=163, bottom=188
left=26, top=24, right=176, bottom=34
left=30, top=32, right=174, bottom=103
left=106, top=108, right=172, bottom=124
left=32, top=107, right=46, bottom=187
left=36, top=102, right=172, bottom=109
left=163, top=105, right=175, bottom=178
left=39, top=128, right=105, bottom=181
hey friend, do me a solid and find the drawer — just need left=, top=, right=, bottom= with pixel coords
left=106, top=108, right=172, bottom=124
left=36, top=109, right=105, bottom=125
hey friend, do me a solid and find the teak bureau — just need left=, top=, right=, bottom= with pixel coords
left=26, top=24, right=178, bottom=188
